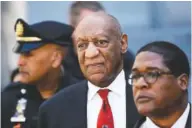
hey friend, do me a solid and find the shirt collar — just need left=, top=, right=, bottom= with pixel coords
left=145, top=103, right=190, bottom=128
left=88, top=70, right=126, bottom=101
left=172, top=103, right=190, bottom=128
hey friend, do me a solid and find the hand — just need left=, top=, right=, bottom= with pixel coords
left=13, top=123, right=21, bottom=128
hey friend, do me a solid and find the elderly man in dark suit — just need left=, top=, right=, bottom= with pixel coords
left=129, top=41, right=191, bottom=128
left=65, top=1, right=135, bottom=81
left=38, top=12, right=140, bottom=128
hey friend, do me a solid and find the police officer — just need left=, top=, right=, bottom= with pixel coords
left=2, top=19, right=79, bottom=128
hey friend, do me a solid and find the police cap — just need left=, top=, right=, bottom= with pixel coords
left=13, top=18, right=74, bottom=53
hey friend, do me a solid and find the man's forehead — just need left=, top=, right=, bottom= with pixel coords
left=136, top=51, right=163, bottom=62
left=33, top=44, right=58, bottom=52
left=73, top=21, right=111, bottom=40
left=132, top=51, right=167, bottom=71
left=73, top=12, right=122, bottom=41
left=74, top=26, right=109, bottom=39
left=75, top=13, right=114, bottom=30
left=76, top=17, right=107, bottom=31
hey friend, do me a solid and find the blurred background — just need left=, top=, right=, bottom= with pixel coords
left=1, top=1, right=191, bottom=99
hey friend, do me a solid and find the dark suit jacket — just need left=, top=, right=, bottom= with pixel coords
left=38, top=79, right=140, bottom=128
left=133, top=104, right=191, bottom=128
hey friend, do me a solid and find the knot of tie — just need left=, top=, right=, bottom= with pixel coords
left=98, top=89, right=109, bottom=100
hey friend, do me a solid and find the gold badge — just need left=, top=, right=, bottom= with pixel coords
left=16, top=21, right=24, bottom=37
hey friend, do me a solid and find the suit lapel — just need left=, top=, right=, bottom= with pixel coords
left=126, top=84, right=140, bottom=128
left=133, top=116, right=146, bottom=128
left=70, top=80, right=88, bottom=128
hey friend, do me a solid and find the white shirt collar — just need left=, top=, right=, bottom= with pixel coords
left=171, top=103, right=190, bottom=128
left=87, top=70, right=126, bottom=101
left=145, top=103, right=190, bottom=128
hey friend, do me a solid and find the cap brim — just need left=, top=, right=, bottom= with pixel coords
left=13, top=42, right=44, bottom=53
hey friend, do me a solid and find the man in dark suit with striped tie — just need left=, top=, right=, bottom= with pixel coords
left=38, top=12, right=140, bottom=128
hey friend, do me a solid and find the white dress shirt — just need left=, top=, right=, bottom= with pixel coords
left=87, top=70, right=126, bottom=128
left=140, top=103, right=190, bottom=128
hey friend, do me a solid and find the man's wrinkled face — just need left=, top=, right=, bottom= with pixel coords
left=17, top=44, right=57, bottom=84
left=131, top=51, right=185, bottom=117
left=73, top=16, right=127, bottom=85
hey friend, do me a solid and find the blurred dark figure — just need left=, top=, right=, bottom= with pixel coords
left=65, top=1, right=135, bottom=81
left=123, top=49, right=135, bottom=78
left=2, top=19, right=79, bottom=128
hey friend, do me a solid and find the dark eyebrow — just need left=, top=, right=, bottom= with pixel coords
left=131, top=68, right=138, bottom=72
left=146, top=67, right=162, bottom=71
left=76, top=37, right=88, bottom=42
left=132, top=67, right=162, bottom=72
left=77, top=37, right=108, bottom=43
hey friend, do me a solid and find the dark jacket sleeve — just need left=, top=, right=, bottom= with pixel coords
left=37, top=104, right=47, bottom=128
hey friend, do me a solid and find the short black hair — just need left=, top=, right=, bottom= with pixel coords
left=69, top=1, right=105, bottom=27
left=137, top=41, right=190, bottom=77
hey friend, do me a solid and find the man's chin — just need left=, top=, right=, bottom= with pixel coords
left=136, top=104, right=156, bottom=117
left=87, top=73, right=105, bottom=85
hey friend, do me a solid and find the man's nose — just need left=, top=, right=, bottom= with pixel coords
left=134, top=76, right=149, bottom=89
left=17, top=55, right=26, bottom=67
left=85, top=43, right=99, bottom=58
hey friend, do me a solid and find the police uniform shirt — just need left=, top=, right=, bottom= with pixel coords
left=2, top=83, right=44, bottom=128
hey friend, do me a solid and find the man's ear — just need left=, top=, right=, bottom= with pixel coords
left=177, top=73, right=189, bottom=91
left=51, top=51, right=63, bottom=68
left=121, top=33, right=128, bottom=54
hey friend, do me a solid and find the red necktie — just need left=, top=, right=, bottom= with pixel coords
left=97, top=89, right=114, bottom=128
